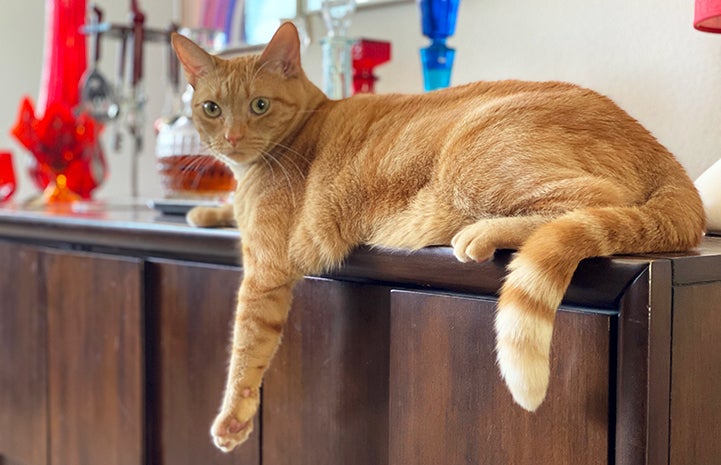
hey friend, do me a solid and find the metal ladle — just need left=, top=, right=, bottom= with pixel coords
left=80, top=5, right=120, bottom=122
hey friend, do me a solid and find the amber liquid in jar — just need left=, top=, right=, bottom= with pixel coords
left=157, top=154, right=235, bottom=199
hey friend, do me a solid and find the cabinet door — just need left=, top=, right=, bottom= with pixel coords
left=45, top=250, right=144, bottom=465
left=389, top=290, right=611, bottom=465
left=262, top=278, right=391, bottom=465
left=0, top=243, right=48, bottom=465
left=147, top=260, right=260, bottom=465
left=670, top=283, right=721, bottom=465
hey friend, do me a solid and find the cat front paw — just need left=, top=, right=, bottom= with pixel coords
left=211, top=411, right=254, bottom=452
left=210, top=388, right=259, bottom=452
left=186, top=204, right=235, bottom=228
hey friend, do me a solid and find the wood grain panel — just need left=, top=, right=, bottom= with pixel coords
left=341, top=249, right=646, bottom=309
left=46, top=251, right=144, bottom=465
left=670, top=283, right=721, bottom=465
left=0, top=243, right=47, bottom=465
left=148, top=260, right=259, bottom=465
left=614, top=263, right=672, bottom=465
left=389, top=290, right=611, bottom=465
left=262, top=277, right=391, bottom=465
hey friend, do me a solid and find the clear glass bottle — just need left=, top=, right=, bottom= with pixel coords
left=320, top=0, right=356, bottom=99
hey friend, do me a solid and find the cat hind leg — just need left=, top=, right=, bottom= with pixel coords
left=452, top=215, right=551, bottom=263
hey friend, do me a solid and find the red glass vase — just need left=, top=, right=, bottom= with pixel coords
left=38, top=0, right=87, bottom=116
left=10, top=0, right=107, bottom=203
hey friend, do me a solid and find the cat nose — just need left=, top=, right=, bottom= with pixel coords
left=224, top=129, right=244, bottom=146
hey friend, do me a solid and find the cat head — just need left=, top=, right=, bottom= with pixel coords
left=171, top=22, right=324, bottom=168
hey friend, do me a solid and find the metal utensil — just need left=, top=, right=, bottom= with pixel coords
left=127, top=0, right=147, bottom=198
left=80, top=5, right=119, bottom=122
left=111, top=28, right=129, bottom=151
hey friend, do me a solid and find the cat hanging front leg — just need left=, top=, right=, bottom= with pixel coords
left=211, top=241, right=300, bottom=452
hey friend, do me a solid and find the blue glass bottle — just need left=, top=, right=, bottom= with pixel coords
left=419, top=0, right=460, bottom=91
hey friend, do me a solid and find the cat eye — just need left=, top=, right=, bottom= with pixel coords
left=202, top=101, right=222, bottom=118
left=250, top=97, right=270, bottom=115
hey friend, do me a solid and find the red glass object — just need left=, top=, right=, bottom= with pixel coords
left=11, top=97, right=106, bottom=202
left=10, top=0, right=107, bottom=203
left=37, top=0, right=87, bottom=116
left=351, top=39, right=391, bottom=94
left=0, top=151, right=17, bottom=202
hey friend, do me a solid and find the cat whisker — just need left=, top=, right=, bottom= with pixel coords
left=272, top=141, right=314, bottom=164
left=272, top=141, right=307, bottom=158
left=258, top=151, right=277, bottom=184
left=249, top=57, right=278, bottom=87
left=270, top=143, right=310, bottom=181
left=260, top=150, right=297, bottom=208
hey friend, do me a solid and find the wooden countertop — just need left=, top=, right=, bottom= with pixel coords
left=1, top=201, right=720, bottom=312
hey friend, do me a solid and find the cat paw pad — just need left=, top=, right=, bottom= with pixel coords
left=211, top=411, right=254, bottom=452
left=210, top=389, right=260, bottom=452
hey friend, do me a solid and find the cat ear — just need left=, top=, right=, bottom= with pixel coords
left=258, top=22, right=301, bottom=78
left=171, top=32, right=215, bottom=88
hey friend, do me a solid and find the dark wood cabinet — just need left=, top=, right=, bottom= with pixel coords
left=263, top=277, right=391, bottom=465
left=670, top=282, right=721, bottom=465
left=0, top=243, right=144, bottom=465
left=0, top=244, right=47, bottom=465
left=0, top=207, right=720, bottom=465
left=45, top=252, right=144, bottom=465
left=147, top=259, right=259, bottom=465
left=388, top=290, right=611, bottom=465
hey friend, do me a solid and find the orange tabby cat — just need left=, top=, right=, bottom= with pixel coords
left=172, top=22, right=705, bottom=452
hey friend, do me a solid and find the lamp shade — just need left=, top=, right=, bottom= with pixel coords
left=695, top=0, right=721, bottom=33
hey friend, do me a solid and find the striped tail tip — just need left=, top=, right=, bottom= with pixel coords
left=495, top=253, right=568, bottom=411
left=495, top=293, right=557, bottom=411
left=496, top=330, right=551, bottom=412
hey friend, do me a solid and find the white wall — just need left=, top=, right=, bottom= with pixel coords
left=312, top=0, right=721, bottom=180
left=2, top=0, right=721, bottom=202
left=1, top=1, right=47, bottom=201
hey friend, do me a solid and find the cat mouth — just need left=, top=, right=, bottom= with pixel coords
left=213, top=151, right=245, bottom=167
left=221, top=150, right=261, bottom=166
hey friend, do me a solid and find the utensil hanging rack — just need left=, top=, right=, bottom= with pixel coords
left=80, top=1, right=265, bottom=198
left=80, top=1, right=169, bottom=199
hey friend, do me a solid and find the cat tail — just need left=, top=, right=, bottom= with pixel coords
left=496, top=176, right=705, bottom=411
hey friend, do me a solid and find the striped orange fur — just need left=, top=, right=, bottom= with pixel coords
left=172, top=22, right=705, bottom=451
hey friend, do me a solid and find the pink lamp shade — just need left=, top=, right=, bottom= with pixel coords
left=695, top=0, right=721, bottom=33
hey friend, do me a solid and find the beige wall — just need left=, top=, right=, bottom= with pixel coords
left=2, top=0, right=720, bottom=201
